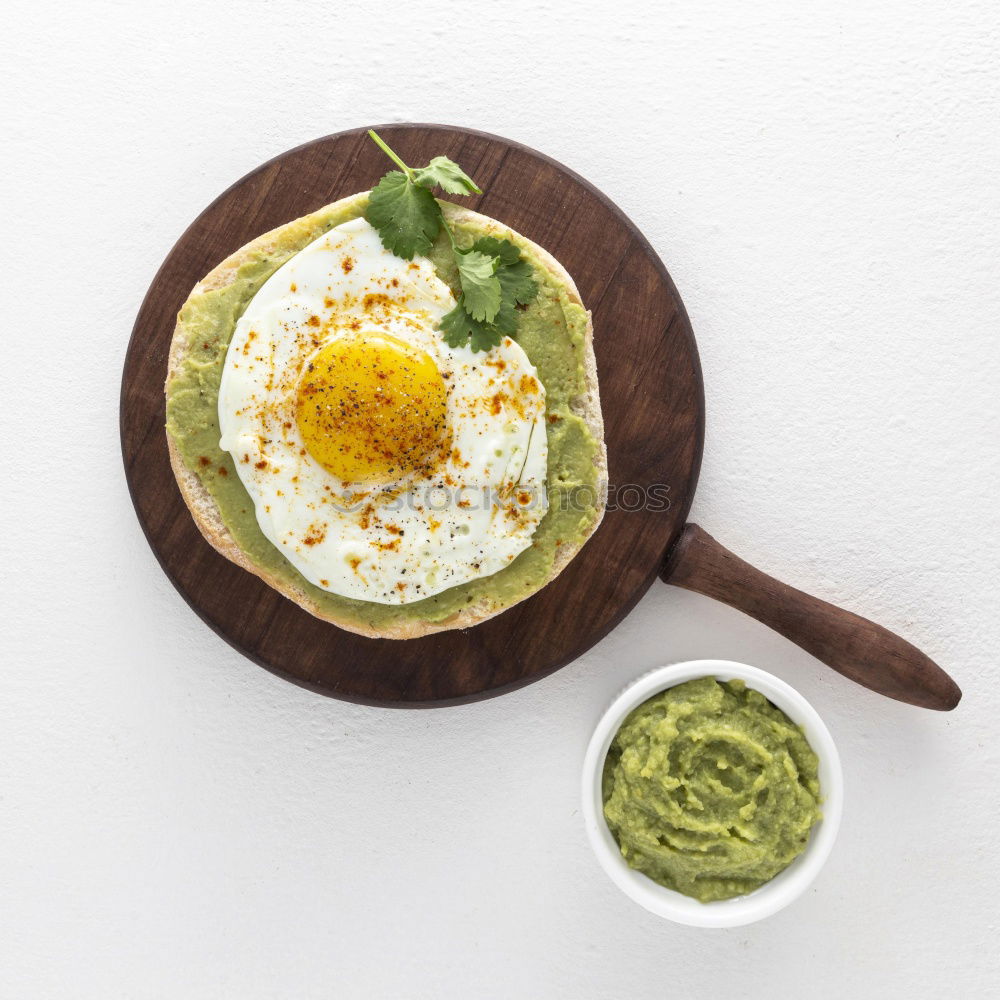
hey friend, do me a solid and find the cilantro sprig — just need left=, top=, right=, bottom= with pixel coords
left=364, top=130, right=538, bottom=352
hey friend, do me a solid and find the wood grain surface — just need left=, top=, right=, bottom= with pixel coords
left=120, top=124, right=705, bottom=705
left=660, top=525, right=962, bottom=710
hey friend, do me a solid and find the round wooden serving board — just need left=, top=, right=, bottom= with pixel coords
left=123, top=124, right=961, bottom=710
left=121, top=124, right=705, bottom=706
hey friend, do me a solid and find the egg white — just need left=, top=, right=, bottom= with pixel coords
left=217, top=217, right=548, bottom=604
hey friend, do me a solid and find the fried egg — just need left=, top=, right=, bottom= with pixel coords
left=217, top=217, right=547, bottom=604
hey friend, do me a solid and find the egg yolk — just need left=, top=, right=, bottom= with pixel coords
left=295, top=333, right=450, bottom=484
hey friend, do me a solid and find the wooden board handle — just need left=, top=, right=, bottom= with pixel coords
left=660, top=524, right=961, bottom=711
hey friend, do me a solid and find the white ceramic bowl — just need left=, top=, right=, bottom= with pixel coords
left=582, top=659, right=843, bottom=928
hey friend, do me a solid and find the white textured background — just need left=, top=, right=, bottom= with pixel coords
left=3, top=1, right=998, bottom=997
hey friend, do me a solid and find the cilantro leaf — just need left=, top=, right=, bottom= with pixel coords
left=471, top=237, right=539, bottom=307
left=365, top=171, right=441, bottom=260
left=364, top=131, right=540, bottom=350
left=492, top=297, right=519, bottom=336
left=439, top=297, right=504, bottom=353
left=411, top=156, right=482, bottom=195
left=471, top=238, right=538, bottom=304
left=497, top=256, right=538, bottom=307
left=469, top=235, right=520, bottom=266
left=442, top=238, right=539, bottom=350
left=456, top=250, right=501, bottom=322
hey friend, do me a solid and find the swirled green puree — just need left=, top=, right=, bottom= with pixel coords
left=602, top=677, right=822, bottom=902
left=165, top=197, right=601, bottom=632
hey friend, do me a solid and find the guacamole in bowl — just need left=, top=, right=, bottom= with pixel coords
left=582, top=660, right=843, bottom=928
left=602, top=676, right=823, bottom=902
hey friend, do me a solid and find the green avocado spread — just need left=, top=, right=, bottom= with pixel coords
left=165, top=197, right=601, bottom=631
left=602, top=677, right=823, bottom=903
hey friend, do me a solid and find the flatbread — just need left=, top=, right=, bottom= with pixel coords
left=165, top=194, right=606, bottom=638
